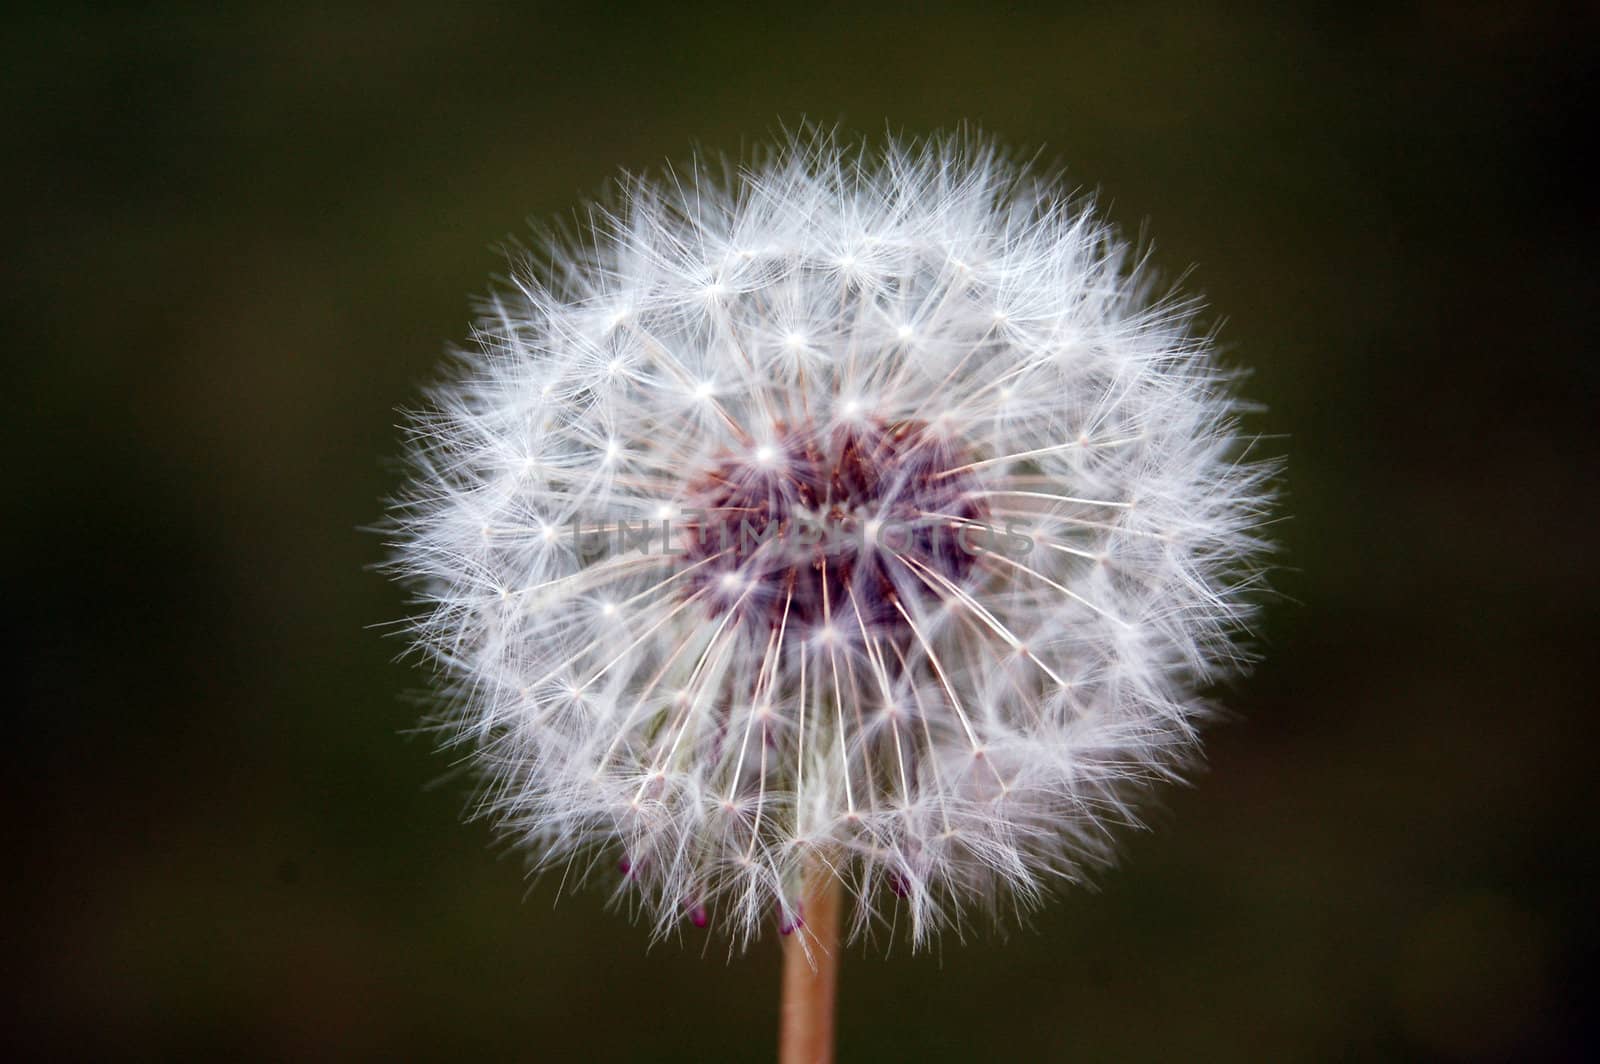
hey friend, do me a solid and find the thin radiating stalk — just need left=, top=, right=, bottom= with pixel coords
left=779, top=863, right=842, bottom=1064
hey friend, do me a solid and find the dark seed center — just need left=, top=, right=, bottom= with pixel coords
left=680, top=419, right=989, bottom=635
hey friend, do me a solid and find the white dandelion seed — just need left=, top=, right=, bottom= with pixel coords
left=389, top=130, right=1275, bottom=955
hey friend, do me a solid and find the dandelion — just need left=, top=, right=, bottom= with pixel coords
left=389, top=130, right=1274, bottom=1060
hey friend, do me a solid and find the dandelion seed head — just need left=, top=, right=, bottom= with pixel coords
left=389, top=129, right=1275, bottom=948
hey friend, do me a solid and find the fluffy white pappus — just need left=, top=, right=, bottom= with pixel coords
left=388, top=130, right=1275, bottom=949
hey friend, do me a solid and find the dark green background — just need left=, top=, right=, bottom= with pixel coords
left=8, top=4, right=1595, bottom=1060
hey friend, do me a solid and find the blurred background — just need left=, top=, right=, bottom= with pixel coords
left=6, top=3, right=1596, bottom=1060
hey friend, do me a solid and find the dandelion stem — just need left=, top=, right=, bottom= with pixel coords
left=779, top=862, right=841, bottom=1064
